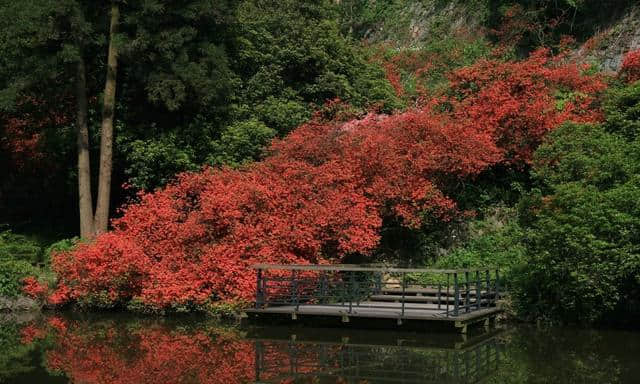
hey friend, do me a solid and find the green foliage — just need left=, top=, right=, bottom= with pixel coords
left=208, top=119, right=276, bottom=167
left=337, top=0, right=490, bottom=43
left=121, top=135, right=200, bottom=191
left=232, top=0, right=400, bottom=131
left=604, top=80, right=640, bottom=141
left=514, top=123, right=640, bottom=323
left=117, top=0, right=401, bottom=191
left=435, top=208, right=526, bottom=277
left=0, top=259, right=37, bottom=297
left=0, top=231, right=42, bottom=264
left=0, top=231, right=71, bottom=297
left=44, top=237, right=78, bottom=266
left=0, top=322, right=37, bottom=380
left=408, top=36, right=491, bottom=94
left=0, top=0, right=78, bottom=112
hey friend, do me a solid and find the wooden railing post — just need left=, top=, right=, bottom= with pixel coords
left=319, top=271, right=327, bottom=304
left=485, top=269, right=490, bottom=308
left=401, top=272, right=406, bottom=317
left=454, top=272, right=459, bottom=316
left=446, top=273, right=450, bottom=316
left=495, top=269, right=500, bottom=306
left=375, top=271, right=382, bottom=294
left=255, top=268, right=263, bottom=308
left=465, top=271, right=470, bottom=313
left=291, top=270, right=299, bottom=311
left=348, top=271, right=355, bottom=313
left=476, top=270, right=481, bottom=310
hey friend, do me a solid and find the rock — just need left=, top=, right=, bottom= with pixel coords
left=0, top=295, right=41, bottom=312
left=573, top=5, right=640, bottom=72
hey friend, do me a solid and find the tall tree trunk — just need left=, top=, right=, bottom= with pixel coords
left=94, top=1, right=120, bottom=234
left=75, top=54, right=94, bottom=238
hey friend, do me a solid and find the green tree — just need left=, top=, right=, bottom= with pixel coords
left=230, top=0, right=400, bottom=135
left=604, top=80, right=640, bottom=141
left=514, top=122, right=640, bottom=323
left=0, top=0, right=238, bottom=236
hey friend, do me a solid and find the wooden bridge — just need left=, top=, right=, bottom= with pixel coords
left=243, top=264, right=503, bottom=333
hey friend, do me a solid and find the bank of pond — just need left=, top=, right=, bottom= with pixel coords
left=0, top=311, right=639, bottom=383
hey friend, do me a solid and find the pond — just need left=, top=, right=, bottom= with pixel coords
left=0, top=312, right=638, bottom=383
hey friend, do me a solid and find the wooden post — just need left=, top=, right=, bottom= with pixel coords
left=465, top=271, right=470, bottom=313
left=476, top=270, right=481, bottom=310
left=495, top=269, right=500, bottom=306
left=319, top=271, right=326, bottom=304
left=291, top=270, right=299, bottom=311
left=485, top=270, right=490, bottom=308
left=255, top=269, right=263, bottom=308
left=447, top=273, right=450, bottom=316
left=348, top=272, right=355, bottom=313
left=401, top=273, right=406, bottom=317
left=454, top=272, right=459, bottom=316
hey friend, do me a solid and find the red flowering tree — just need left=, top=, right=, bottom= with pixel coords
left=48, top=50, right=607, bottom=310
left=19, top=317, right=335, bottom=383
left=25, top=319, right=256, bottom=384
left=621, top=49, right=640, bottom=83
left=448, top=48, right=606, bottom=164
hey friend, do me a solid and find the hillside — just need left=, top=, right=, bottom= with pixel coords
left=1, top=0, right=639, bottom=324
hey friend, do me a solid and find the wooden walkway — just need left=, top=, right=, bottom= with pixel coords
left=247, top=302, right=501, bottom=321
left=244, top=264, right=503, bottom=333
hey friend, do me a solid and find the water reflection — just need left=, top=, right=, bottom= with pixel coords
left=1, top=313, right=639, bottom=383
left=252, top=330, right=503, bottom=383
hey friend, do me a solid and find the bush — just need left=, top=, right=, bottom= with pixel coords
left=620, top=49, right=640, bottom=83
left=513, top=123, right=640, bottom=323
left=49, top=50, right=606, bottom=311
left=44, top=237, right=78, bottom=266
left=434, top=207, right=526, bottom=279
left=604, top=80, right=640, bottom=141
left=207, top=119, right=276, bottom=167
left=0, top=230, right=42, bottom=264
left=0, top=259, right=37, bottom=297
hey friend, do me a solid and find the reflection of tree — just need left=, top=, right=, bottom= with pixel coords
left=29, top=318, right=257, bottom=384
left=16, top=318, right=636, bottom=384
left=0, top=321, right=38, bottom=381
left=486, top=328, right=634, bottom=384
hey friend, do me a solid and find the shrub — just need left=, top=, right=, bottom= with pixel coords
left=620, top=49, right=640, bottom=83
left=513, top=123, right=640, bottom=323
left=207, top=119, right=276, bottom=167
left=0, top=230, right=42, bottom=264
left=43, top=237, right=78, bottom=266
left=0, top=259, right=37, bottom=297
left=49, top=51, right=607, bottom=310
left=604, top=80, right=640, bottom=141
left=435, top=207, right=526, bottom=278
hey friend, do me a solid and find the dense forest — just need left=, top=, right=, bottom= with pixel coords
left=1, top=0, right=640, bottom=325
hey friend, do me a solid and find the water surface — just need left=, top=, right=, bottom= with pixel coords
left=0, top=312, right=638, bottom=383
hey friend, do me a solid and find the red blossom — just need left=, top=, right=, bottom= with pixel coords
left=621, top=49, right=640, bottom=83
left=20, top=324, right=47, bottom=344
left=49, top=50, right=607, bottom=309
left=448, top=48, right=606, bottom=164
left=22, top=276, right=47, bottom=299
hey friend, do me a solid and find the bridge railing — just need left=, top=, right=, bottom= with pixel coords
left=252, top=264, right=500, bottom=318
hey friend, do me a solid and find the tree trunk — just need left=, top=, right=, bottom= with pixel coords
left=75, top=54, right=94, bottom=239
left=94, top=1, right=120, bottom=234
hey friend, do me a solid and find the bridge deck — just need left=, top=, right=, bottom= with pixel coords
left=245, top=301, right=501, bottom=324
left=247, top=264, right=503, bottom=332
